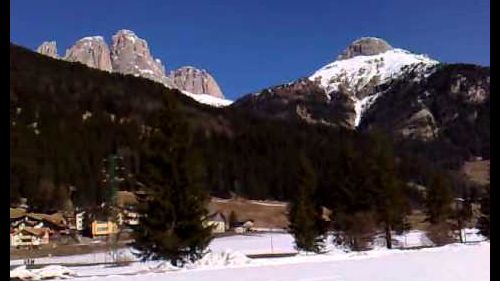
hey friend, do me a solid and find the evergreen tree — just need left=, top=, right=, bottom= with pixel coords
left=368, top=131, right=409, bottom=249
left=453, top=192, right=474, bottom=243
left=425, top=172, right=453, bottom=224
left=333, top=211, right=376, bottom=251
left=425, top=171, right=455, bottom=245
left=288, top=153, right=325, bottom=253
left=131, top=97, right=213, bottom=266
left=477, top=185, right=490, bottom=239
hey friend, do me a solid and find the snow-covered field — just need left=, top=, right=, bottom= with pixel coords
left=11, top=231, right=489, bottom=281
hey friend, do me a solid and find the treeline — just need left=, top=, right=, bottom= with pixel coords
left=10, top=43, right=485, bottom=212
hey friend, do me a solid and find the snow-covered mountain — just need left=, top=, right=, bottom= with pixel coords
left=36, top=29, right=232, bottom=108
left=309, top=37, right=439, bottom=126
left=233, top=37, right=489, bottom=146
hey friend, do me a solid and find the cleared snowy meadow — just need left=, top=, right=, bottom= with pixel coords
left=11, top=230, right=489, bottom=281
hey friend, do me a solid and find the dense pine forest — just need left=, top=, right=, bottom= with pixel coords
left=10, top=43, right=484, bottom=216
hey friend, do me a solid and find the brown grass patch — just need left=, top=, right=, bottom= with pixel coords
left=208, top=197, right=288, bottom=229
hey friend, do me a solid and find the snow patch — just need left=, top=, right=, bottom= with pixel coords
left=310, top=49, right=438, bottom=94
left=310, top=48, right=438, bottom=126
left=194, top=249, right=251, bottom=268
left=80, top=36, right=105, bottom=42
left=11, top=265, right=77, bottom=280
left=180, top=90, right=233, bottom=107
left=353, top=93, right=382, bottom=127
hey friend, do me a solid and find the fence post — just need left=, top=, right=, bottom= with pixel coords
left=271, top=235, right=274, bottom=254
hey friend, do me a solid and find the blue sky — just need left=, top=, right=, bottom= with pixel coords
left=11, top=0, right=489, bottom=100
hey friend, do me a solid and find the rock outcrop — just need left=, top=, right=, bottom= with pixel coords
left=169, top=66, right=224, bottom=98
left=64, top=36, right=112, bottom=72
left=110, top=30, right=173, bottom=87
left=337, top=37, right=393, bottom=60
left=34, top=29, right=230, bottom=105
left=231, top=79, right=349, bottom=127
left=360, top=64, right=489, bottom=144
left=36, top=41, right=58, bottom=58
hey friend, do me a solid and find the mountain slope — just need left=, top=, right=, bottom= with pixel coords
left=310, top=46, right=438, bottom=126
left=231, top=37, right=489, bottom=166
left=11, top=42, right=484, bottom=215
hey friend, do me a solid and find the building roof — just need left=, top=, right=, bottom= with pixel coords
left=43, top=213, right=67, bottom=227
left=12, top=212, right=68, bottom=228
left=207, top=211, right=226, bottom=223
left=13, top=227, right=50, bottom=237
left=10, top=208, right=27, bottom=219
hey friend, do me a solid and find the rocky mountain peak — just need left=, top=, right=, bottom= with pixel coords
left=337, top=37, right=393, bottom=60
left=36, top=41, right=58, bottom=58
left=34, top=29, right=229, bottom=106
left=64, top=36, right=112, bottom=72
left=110, top=29, right=167, bottom=83
left=169, top=66, right=224, bottom=98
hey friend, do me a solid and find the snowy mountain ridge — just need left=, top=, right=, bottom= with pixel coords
left=310, top=48, right=438, bottom=94
left=231, top=36, right=490, bottom=145
left=309, top=47, right=439, bottom=126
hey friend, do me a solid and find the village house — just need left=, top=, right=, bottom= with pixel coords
left=90, top=220, right=118, bottom=237
left=117, top=208, right=140, bottom=226
left=75, top=211, right=85, bottom=231
left=64, top=210, right=86, bottom=232
left=116, top=191, right=140, bottom=227
left=10, top=227, right=50, bottom=248
left=206, top=211, right=227, bottom=234
left=10, top=209, right=67, bottom=232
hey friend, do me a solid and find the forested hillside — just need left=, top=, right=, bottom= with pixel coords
left=10, top=44, right=475, bottom=213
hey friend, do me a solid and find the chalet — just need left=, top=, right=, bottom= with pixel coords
left=91, top=220, right=118, bottom=237
left=10, top=209, right=69, bottom=238
left=64, top=210, right=85, bottom=232
left=117, top=208, right=140, bottom=226
left=206, top=212, right=226, bottom=233
left=75, top=211, right=85, bottom=231
left=11, top=227, right=50, bottom=248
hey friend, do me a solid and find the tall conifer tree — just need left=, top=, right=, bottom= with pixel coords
left=132, top=97, right=212, bottom=266
left=426, top=172, right=453, bottom=224
left=288, top=153, right=325, bottom=253
left=477, top=185, right=490, bottom=239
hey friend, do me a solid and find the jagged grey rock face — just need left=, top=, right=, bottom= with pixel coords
left=169, top=66, right=224, bottom=98
left=110, top=30, right=172, bottom=86
left=36, top=41, right=58, bottom=58
left=35, top=29, right=227, bottom=104
left=64, top=37, right=112, bottom=72
left=337, top=37, right=393, bottom=60
left=395, top=107, right=439, bottom=141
